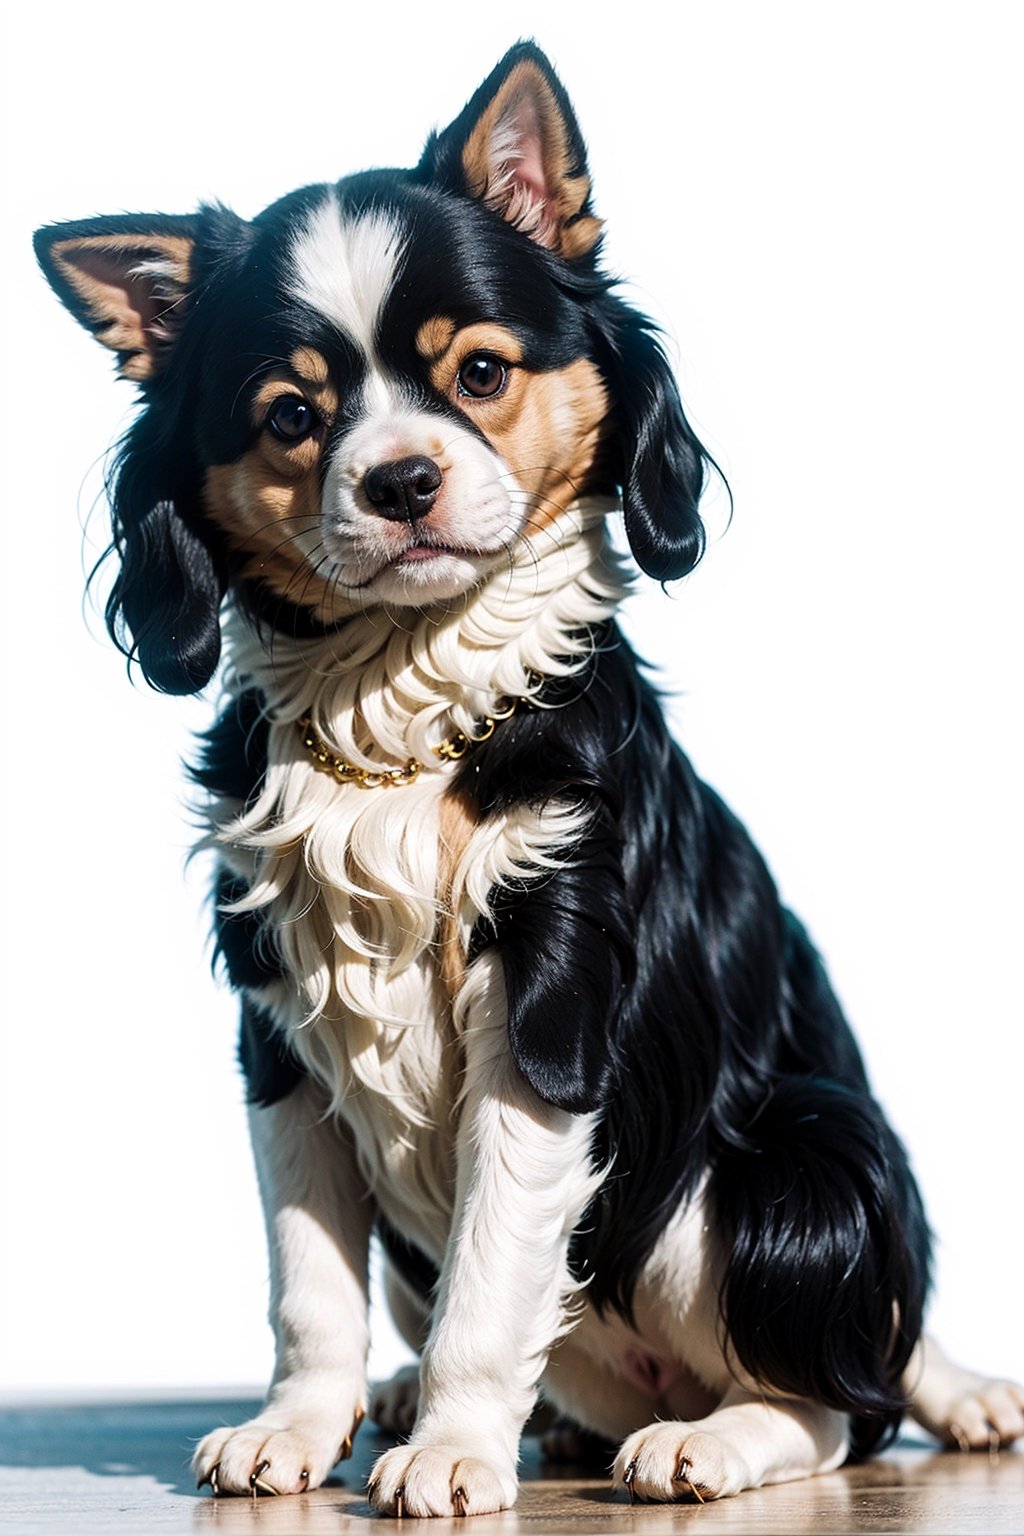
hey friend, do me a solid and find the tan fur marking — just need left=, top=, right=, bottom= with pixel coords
left=460, top=62, right=603, bottom=259
left=290, top=345, right=330, bottom=386
left=247, top=382, right=323, bottom=468
left=455, top=357, right=609, bottom=531
left=290, top=347, right=340, bottom=418
left=416, top=316, right=457, bottom=362
left=560, top=214, right=604, bottom=262
left=436, top=787, right=479, bottom=1002
left=50, top=232, right=194, bottom=379
left=428, top=324, right=525, bottom=395
left=204, top=454, right=345, bottom=621
left=252, top=368, right=337, bottom=432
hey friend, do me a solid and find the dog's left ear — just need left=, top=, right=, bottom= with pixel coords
left=419, top=41, right=602, bottom=260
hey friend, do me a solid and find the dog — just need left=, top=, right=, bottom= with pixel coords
left=35, top=41, right=1023, bottom=1515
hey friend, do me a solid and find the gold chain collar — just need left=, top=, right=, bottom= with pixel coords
left=297, top=695, right=523, bottom=789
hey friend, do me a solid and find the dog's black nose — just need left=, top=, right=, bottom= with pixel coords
left=363, top=456, right=442, bottom=522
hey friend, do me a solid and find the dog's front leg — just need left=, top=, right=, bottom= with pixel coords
left=612, top=1387, right=849, bottom=1502
left=193, top=1076, right=373, bottom=1496
left=368, top=952, right=598, bottom=1518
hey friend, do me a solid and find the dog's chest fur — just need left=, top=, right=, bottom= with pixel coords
left=209, top=504, right=625, bottom=1253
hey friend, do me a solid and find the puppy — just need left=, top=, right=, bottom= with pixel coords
left=36, top=41, right=1022, bottom=1515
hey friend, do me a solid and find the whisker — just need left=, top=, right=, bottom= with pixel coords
left=229, top=358, right=292, bottom=421
left=258, top=544, right=334, bottom=671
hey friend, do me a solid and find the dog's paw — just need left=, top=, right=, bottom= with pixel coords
left=370, top=1364, right=420, bottom=1436
left=193, top=1404, right=365, bottom=1497
left=921, top=1375, right=1024, bottom=1451
left=613, top=1424, right=750, bottom=1503
left=908, top=1337, right=1024, bottom=1451
left=367, top=1443, right=517, bottom=1517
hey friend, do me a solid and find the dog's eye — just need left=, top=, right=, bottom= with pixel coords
left=266, top=396, right=317, bottom=442
left=457, top=355, right=507, bottom=399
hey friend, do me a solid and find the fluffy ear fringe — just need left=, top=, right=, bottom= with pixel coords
left=105, top=499, right=225, bottom=694
left=100, top=419, right=226, bottom=695
left=591, top=296, right=716, bottom=582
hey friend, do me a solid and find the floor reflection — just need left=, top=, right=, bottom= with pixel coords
left=1, top=1400, right=1020, bottom=1534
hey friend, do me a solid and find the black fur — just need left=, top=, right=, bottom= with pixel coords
left=460, top=623, right=929, bottom=1452
left=418, top=42, right=711, bottom=582
left=588, top=296, right=711, bottom=581
left=35, top=45, right=714, bottom=688
left=420, top=42, right=593, bottom=215
left=238, top=997, right=304, bottom=1110
left=193, top=619, right=931, bottom=1450
left=191, top=691, right=286, bottom=996
left=32, top=212, right=199, bottom=364
left=38, top=40, right=932, bottom=1465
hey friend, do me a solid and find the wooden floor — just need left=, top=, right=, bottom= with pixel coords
left=1, top=1397, right=1021, bottom=1534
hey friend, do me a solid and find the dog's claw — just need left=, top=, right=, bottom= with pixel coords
left=338, top=1405, right=365, bottom=1463
left=249, top=1458, right=278, bottom=1498
left=452, top=1485, right=468, bottom=1517
left=675, top=1457, right=706, bottom=1502
left=988, top=1427, right=1001, bottom=1461
left=623, top=1457, right=637, bottom=1504
left=950, top=1422, right=971, bottom=1454
left=209, top=1463, right=220, bottom=1497
left=395, top=1483, right=406, bottom=1519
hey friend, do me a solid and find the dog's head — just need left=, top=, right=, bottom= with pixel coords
left=36, top=42, right=712, bottom=695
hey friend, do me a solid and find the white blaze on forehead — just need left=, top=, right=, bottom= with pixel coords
left=287, top=195, right=405, bottom=364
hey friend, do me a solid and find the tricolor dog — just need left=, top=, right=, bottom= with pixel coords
left=35, top=40, right=1023, bottom=1516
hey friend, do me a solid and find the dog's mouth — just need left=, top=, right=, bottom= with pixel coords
left=388, top=537, right=501, bottom=566
left=335, top=533, right=509, bottom=599
left=396, top=545, right=445, bottom=562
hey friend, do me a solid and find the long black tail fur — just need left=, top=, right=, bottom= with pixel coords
left=711, top=1073, right=930, bottom=1457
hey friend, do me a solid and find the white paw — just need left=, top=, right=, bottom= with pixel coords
left=368, top=1442, right=517, bottom=1517
left=370, top=1364, right=420, bottom=1436
left=613, top=1424, right=750, bottom=1503
left=193, top=1404, right=365, bottom=1497
left=930, top=1377, right=1024, bottom=1450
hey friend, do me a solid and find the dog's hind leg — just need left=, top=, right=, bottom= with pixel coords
left=370, top=1266, right=429, bottom=1435
left=367, top=953, right=601, bottom=1517
left=193, top=1079, right=373, bottom=1496
left=370, top=1362, right=421, bottom=1438
left=904, top=1334, right=1024, bottom=1449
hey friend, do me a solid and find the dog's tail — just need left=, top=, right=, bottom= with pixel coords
left=709, top=1075, right=931, bottom=1458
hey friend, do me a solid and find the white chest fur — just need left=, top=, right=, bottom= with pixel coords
left=205, top=502, right=627, bottom=1254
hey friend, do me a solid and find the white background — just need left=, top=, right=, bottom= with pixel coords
left=1, top=2, right=1021, bottom=1399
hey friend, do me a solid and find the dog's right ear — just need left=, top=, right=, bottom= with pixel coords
left=34, top=215, right=198, bottom=382
left=36, top=213, right=228, bottom=694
